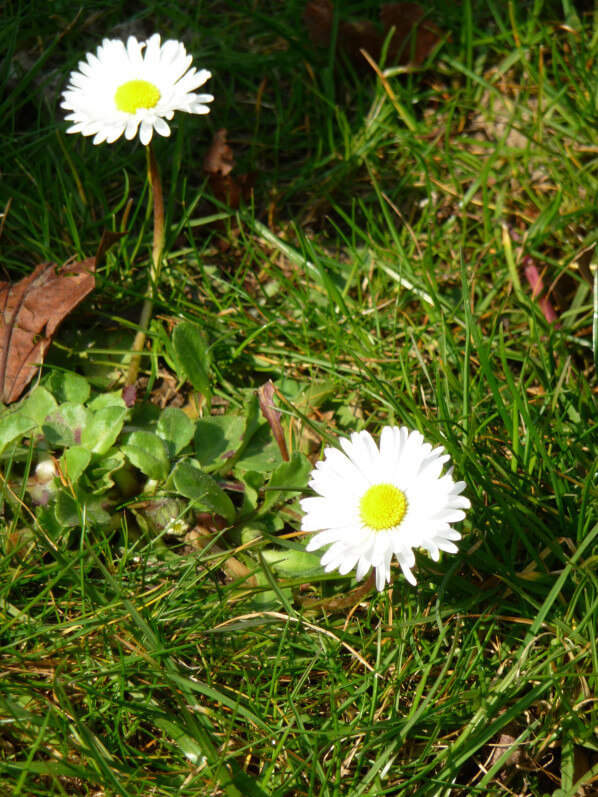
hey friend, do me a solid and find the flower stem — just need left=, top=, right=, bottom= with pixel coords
left=125, top=143, right=166, bottom=387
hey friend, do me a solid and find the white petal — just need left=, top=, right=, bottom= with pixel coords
left=355, top=558, right=371, bottom=581
left=125, top=120, right=140, bottom=139
left=139, top=120, right=154, bottom=145
left=144, top=34, right=162, bottom=65
left=152, top=116, right=171, bottom=137
left=338, top=554, right=359, bottom=575
left=105, top=125, right=125, bottom=143
left=399, top=560, right=417, bottom=585
left=436, top=539, right=460, bottom=554
left=375, top=566, right=386, bottom=591
left=126, top=36, right=144, bottom=66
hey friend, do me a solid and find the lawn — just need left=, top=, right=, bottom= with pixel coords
left=2, top=1, right=598, bottom=795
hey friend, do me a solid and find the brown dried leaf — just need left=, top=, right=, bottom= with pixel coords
left=208, top=171, right=255, bottom=213
left=486, top=727, right=521, bottom=771
left=338, top=20, right=383, bottom=66
left=257, top=380, right=289, bottom=462
left=203, top=129, right=255, bottom=252
left=303, top=0, right=444, bottom=71
left=203, top=128, right=235, bottom=176
left=483, top=720, right=538, bottom=784
left=523, top=256, right=560, bottom=326
left=302, top=0, right=334, bottom=48
left=380, top=3, right=443, bottom=66
left=204, top=128, right=255, bottom=209
left=304, top=0, right=382, bottom=67
left=573, top=243, right=595, bottom=286
left=0, top=231, right=121, bottom=404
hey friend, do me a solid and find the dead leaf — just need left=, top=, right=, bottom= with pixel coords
left=482, top=719, right=539, bottom=784
left=0, top=231, right=121, bottom=404
left=204, top=129, right=254, bottom=207
left=302, top=0, right=334, bottom=48
left=572, top=243, right=595, bottom=286
left=303, top=1, right=444, bottom=72
left=380, top=3, right=443, bottom=66
left=257, top=380, right=289, bottom=462
left=203, top=129, right=255, bottom=252
left=338, top=20, right=384, bottom=66
left=523, top=256, right=560, bottom=326
left=486, top=725, right=523, bottom=771
left=203, top=128, right=235, bottom=177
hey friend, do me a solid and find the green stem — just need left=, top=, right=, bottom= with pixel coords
left=125, top=143, right=166, bottom=387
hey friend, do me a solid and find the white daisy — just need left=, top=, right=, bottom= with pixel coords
left=61, top=34, right=213, bottom=146
left=301, top=426, right=470, bottom=591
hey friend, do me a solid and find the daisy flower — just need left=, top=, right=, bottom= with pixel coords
left=61, top=33, right=213, bottom=145
left=301, top=426, right=470, bottom=591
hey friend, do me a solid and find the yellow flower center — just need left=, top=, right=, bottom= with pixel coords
left=114, top=79, right=160, bottom=114
left=360, top=483, right=407, bottom=531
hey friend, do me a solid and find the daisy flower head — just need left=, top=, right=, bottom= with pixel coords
left=301, top=426, right=470, bottom=592
left=61, top=34, right=213, bottom=146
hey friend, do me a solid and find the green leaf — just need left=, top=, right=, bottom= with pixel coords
left=35, top=505, right=65, bottom=543
left=43, top=404, right=90, bottom=448
left=129, top=401, right=161, bottom=428
left=234, top=423, right=283, bottom=473
left=212, top=395, right=262, bottom=473
left=88, top=450, right=126, bottom=494
left=61, top=446, right=91, bottom=483
left=172, top=322, right=211, bottom=402
left=194, top=415, right=245, bottom=470
left=133, top=497, right=189, bottom=537
left=251, top=568, right=293, bottom=608
left=0, top=413, right=36, bottom=454
left=238, top=470, right=265, bottom=513
left=46, top=371, right=90, bottom=404
left=55, top=489, right=111, bottom=527
left=261, top=548, right=322, bottom=577
left=19, top=386, right=58, bottom=426
left=122, top=431, right=170, bottom=481
left=81, top=406, right=128, bottom=455
left=171, top=460, right=235, bottom=523
left=260, top=452, right=312, bottom=513
left=157, top=407, right=195, bottom=458
left=87, top=391, right=127, bottom=411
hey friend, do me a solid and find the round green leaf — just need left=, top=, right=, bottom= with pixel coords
left=81, top=406, right=128, bottom=454
left=0, top=413, right=36, bottom=454
left=61, top=446, right=91, bottom=483
left=19, top=386, right=58, bottom=427
left=46, top=372, right=90, bottom=404
left=42, top=404, right=90, bottom=448
left=171, top=460, right=235, bottom=523
left=157, top=407, right=194, bottom=458
left=122, top=431, right=170, bottom=481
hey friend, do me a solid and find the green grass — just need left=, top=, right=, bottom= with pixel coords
left=2, top=0, right=598, bottom=794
